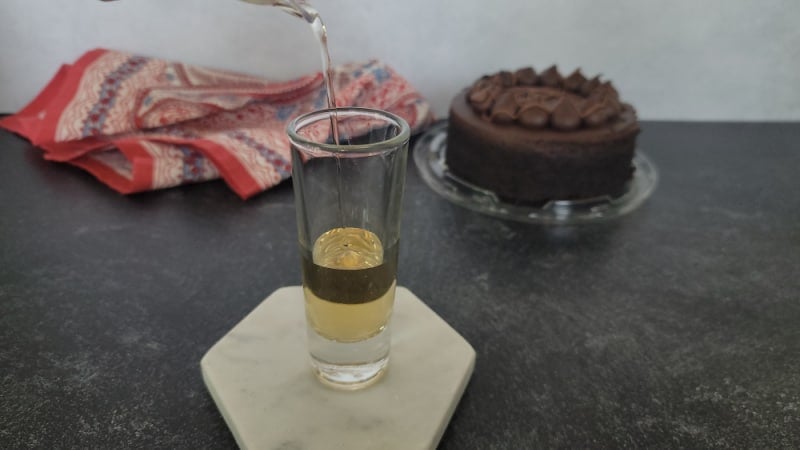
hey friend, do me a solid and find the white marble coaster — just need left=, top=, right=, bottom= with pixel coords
left=201, top=286, right=476, bottom=450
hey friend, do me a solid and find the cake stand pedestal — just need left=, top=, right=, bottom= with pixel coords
left=201, top=286, right=475, bottom=449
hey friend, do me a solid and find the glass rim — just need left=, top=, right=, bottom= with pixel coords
left=286, top=107, right=411, bottom=154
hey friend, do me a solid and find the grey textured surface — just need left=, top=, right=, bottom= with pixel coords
left=1, top=122, right=799, bottom=448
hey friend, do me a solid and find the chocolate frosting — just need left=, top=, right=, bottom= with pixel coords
left=466, top=66, right=631, bottom=130
left=551, top=98, right=581, bottom=130
left=539, top=65, right=562, bottom=88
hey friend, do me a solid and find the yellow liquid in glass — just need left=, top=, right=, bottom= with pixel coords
left=302, top=227, right=397, bottom=342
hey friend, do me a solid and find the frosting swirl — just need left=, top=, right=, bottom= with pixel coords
left=466, top=65, right=630, bottom=131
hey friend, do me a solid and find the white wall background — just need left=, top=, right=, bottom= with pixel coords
left=0, top=0, right=798, bottom=120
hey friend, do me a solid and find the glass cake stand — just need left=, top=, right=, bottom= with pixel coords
left=413, top=121, right=658, bottom=225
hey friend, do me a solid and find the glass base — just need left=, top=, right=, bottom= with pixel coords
left=308, top=325, right=391, bottom=390
left=311, top=356, right=389, bottom=390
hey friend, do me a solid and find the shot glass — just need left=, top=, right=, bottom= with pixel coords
left=287, top=107, right=410, bottom=389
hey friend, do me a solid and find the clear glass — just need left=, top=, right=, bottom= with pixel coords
left=287, top=108, right=410, bottom=389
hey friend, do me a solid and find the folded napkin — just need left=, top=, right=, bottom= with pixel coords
left=0, top=49, right=433, bottom=199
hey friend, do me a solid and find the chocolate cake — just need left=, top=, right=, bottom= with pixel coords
left=446, top=66, right=639, bottom=205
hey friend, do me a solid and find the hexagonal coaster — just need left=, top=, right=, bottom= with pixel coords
left=201, top=286, right=475, bottom=449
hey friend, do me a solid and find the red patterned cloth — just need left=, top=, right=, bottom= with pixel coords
left=0, top=49, right=433, bottom=199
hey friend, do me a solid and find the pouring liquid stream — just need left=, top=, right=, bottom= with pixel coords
left=244, top=1, right=345, bottom=223
left=301, top=5, right=345, bottom=225
left=240, top=0, right=340, bottom=145
left=302, top=6, right=346, bottom=224
left=300, top=5, right=341, bottom=145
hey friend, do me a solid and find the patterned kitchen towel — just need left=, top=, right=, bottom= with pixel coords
left=0, top=49, right=433, bottom=199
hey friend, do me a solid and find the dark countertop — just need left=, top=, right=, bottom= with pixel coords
left=1, top=121, right=799, bottom=448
